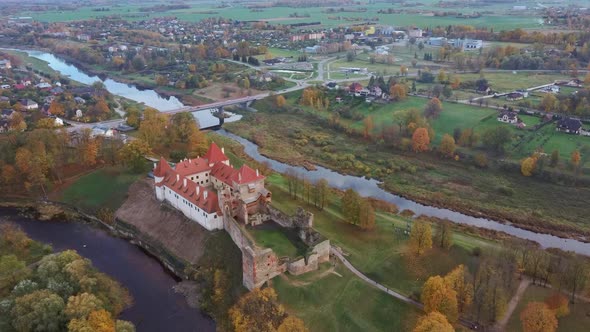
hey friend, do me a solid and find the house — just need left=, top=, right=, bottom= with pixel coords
left=1, top=109, right=14, bottom=118
left=476, top=86, right=492, bottom=95
left=0, top=84, right=10, bottom=89
left=555, top=78, right=583, bottom=88
left=74, top=97, right=86, bottom=104
left=506, top=92, right=524, bottom=101
left=539, top=85, right=559, bottom=94
left=75, top=109, right=83, bottom=118
left=556, top=118, right=582, bottom=135
left=50, top=116, right=64, bottom=127
left=35, top=82, right=52, bottom=89
left=0, top=59, right=12, bottom=70
left=325, top=82, right=339, bottom=90
left=356, top=89, right=370, bottom=97
left=408, top=28, right=423, bottom=38
left=20, top=99, right=38, bottom=110
left=449, top=39, right=483, bottom=50
left=153, top=142, right=271, bottom=230
left=349, top=82, right=363, bottom=94
left=427, top=37, right=447, bottom=47
left=51, top=87, right=65, bottom=95
left=370, top=86, right=383, bottom=98
left=0, top=120, right=9, bottom=133
left=91, top=126, right=115, bottom=138
left=497, top=111, right=519, bottom=124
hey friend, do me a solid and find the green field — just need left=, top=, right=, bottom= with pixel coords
left=273, top=263, right=421, bottom=332
left=58, top=166, right=144, bottom=211
left=247, top=225, right=305, bottom=258
left=506, top=285, right=590, bottom=332
left=17, top=1, right=542, bottom=30
left=1, top=50, right=60, bottom=77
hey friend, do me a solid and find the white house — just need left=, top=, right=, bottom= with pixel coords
left=20, top=99, right=38, bottom=110
left=0, top=60, right=11, bottom=70
left=497, top=111, right=518, bottom=124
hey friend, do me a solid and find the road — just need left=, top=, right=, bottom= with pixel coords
left=493, top=278, right=531, bottom=332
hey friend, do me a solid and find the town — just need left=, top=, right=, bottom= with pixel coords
left=1, top=1, right=590, bottom=332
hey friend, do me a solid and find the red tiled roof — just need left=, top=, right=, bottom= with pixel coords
left=203, top=142, right=228, bottom=164
left=234, top=164, right=264, bottom=184
left=153, top=157, right=173, bottom=177
left=174, top=157, right=210, bottom=177
left=210, top=162, right=236, bottom=186
left=155, top=160, right=221, bottom=215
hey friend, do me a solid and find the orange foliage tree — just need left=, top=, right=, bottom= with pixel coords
left=520, top=302, right=558, bottom=332
left=412, top=127, right=430, bottom=152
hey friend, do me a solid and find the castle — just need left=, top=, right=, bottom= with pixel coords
left=153, top=143, right=329, bottom=289
left=153, top=142, right=271, bottom=230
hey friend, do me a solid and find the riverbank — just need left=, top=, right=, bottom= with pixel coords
left=223, top=109, right=590, bottom=243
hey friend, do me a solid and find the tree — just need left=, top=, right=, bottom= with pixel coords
left=540, top=94, right=558, bottom=113
left=9, top=111, right=26, bottom=132
left=37, top=117, right=58, bottom=129
left=171, top=112, right=199, bottom=143
left=550, top=150, right=559, bottom=167
left=412, top=127, right=430, bottom=152
left=421, top=275, right=459, bottom=322
left=571, top=150, right=581, bottom=169
left=358, top=198, right=376, bottom=230
left=276, top=95, right=286, bottom=109
left=439, top=134, right=456, bottom=158
left=413, top=311, right=454, bottom=332
left=458, top=128, right=478, bottom=147
left=424, top=97, right=443, bottom=118
left=277, top=316, right=308, bottom=332
left=92, top=98, right=111, bottom=120
left=315, top=179, right=329, bottom=210
left=229, top=288, right=287, bottom=332
left=118, top=139, right=152, bottom=172
left=544, top=293, right=569, bottom=318
left=48, top=100, right=65, bottom=117
left=521, top=156, right=538, bottom=176
left=0, top=254, right=27, bottom=285
left=11, top=289, right=66, bottom=332
left=482, top=127, right=512, bottom=153
left=437, top=70, right=447, bottom=83
left=390, top=84, right=407, bottom=101
left=409, top=219, right=433, bottom=255
left=139, top=108, right=168, bottom=147
left=342, top=189, right=361, bottom=225
left=125, top=107, right=141, bottom=128
left=444, top=265, right=473, bottom=314
left=564, top=256, right=588, bottom=304
left=363, top=116, right=374, bottom=139
left=65, top=293, right=104, bottom=320
left=520, top=302, right=557, bottom=332
left=187, top=128, right=209, bottom=158
left=436, top=221, right=453, bottom=249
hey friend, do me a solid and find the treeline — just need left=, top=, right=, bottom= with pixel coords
left=407, top=216, right=590, bottom=330
left=0, top=224, right=135, bottom=331
left=284, top=168, right=329, bottom=210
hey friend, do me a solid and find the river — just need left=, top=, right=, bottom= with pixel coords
left=0, top=210, right=215, bottom=332
left=14, top=49, right=241, bottom=128
left=217, top=129, right=590, bottom=256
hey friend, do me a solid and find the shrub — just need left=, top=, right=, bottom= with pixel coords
left=472, top=247, right=482, bottom=257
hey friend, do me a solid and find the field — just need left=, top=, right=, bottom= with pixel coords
left=57, top=166, right=145, bottom=212
left=224, top=99, right=590, bottom=238
left=273, top=263, right=421, bottom=332
left=265, top=172, right=499, bottom=297
left=15, top=1, right=544, bottom=30
left=247, top=223, right=307, bottom=258
left=1, top=49, right=61, bottom=77
left=505, top=285, right=590, bottom=332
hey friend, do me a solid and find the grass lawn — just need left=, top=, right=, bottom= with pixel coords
left=247, top=225, right=304, bottom=258
left=505, top=285, right=590, bottom=332
left=457, top=72, right=571, bottom=93
left=2, top=50, right=60, bottom=77
left=58, top=166, right=145, bottom=212
left=266, top=173, right=498, bottom=297
left=273, top=262, right=421, bottom=332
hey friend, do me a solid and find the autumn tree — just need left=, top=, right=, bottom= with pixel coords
left=409, top=219, right=433, bottom=255
left=412, top=127, right=430, bottom=152
left=521, top=155, right=538, bottom=176
left=312, top=179, right=329, bottom=210
left=564, top=256, right=589, bottom=304
left=11, top=289, right=66, bottom=332
left=439, top=134, right=456, bottom=158
left=125, top=106, right=141, bottom=128
left=277, top=316, right=308, bottom=332
left=9, top=111, right=27, bottom=132
left=139, top=108, right=168, bottom=147
left=436, top=221, right=453, bottom=250
left=118, top=139, right=152, bottom=172
left=544, top=293, right=569, bottom=318
left=424, top=97, right=443, bottom=118
left=540, top=94, right=558, bottom=113
left=458, top=128, right=478, bottom=147
left=421, top=275, right=459, bottom=322
left=91, top=98, right=111, bottom=120
left=520, top=302, right=557, bottom=332
left=390, top=84, right=408, bottom=101
left=276, top=95, right=286, bottom=109
left=228, top=288, right=287, bottom=332
left=171, top=112, right=199, bottom=143
left=571, top=150, right=581, bottom=170
left=36, top=117, right=58, bottom=129
left=48, top=100, right=65, bottom=117
left=413, top=311, right=454, bottom=332
left=342, top=188, right=361, bottom=225
left=358, top=198, right=376, bottom=230
left=65, top=293, right=104, bottom=320
left=363, top=116, right=374, bottom=139
left=482, top=126, right=512, bottom=154
left=444, top=265, right=473, bottom=314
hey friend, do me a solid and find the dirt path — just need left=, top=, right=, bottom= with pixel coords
left=493, top=277, right=531, bottom=332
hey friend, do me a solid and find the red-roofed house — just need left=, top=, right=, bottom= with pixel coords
left=154, top=143, right=271, bottom=230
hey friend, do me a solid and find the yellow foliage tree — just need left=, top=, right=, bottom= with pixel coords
left=439, top=134, right=456, bottom=158
left=521, top=156, right=538, bottom=176
left=413, top=311, right=455, bottom=332
left=409, top=219, right=433, bottom=255
left=276, top=95, right=286, bottom=108
left=421, top=276, right=459, bottom=323
left=412, top=127, right=430, bottom=152
left=229, top=288, right=287, bottom=332
left=277, top=316, right=309, bottom=332
left=520, top=302, right=558, bottom=332
left=544, top=293, right=570, bottom=318
left=48, top=100, right=65, bottom=117
left=444, top=265, right=473, bottom=314
left=390, top=84, right=408, bottom=101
